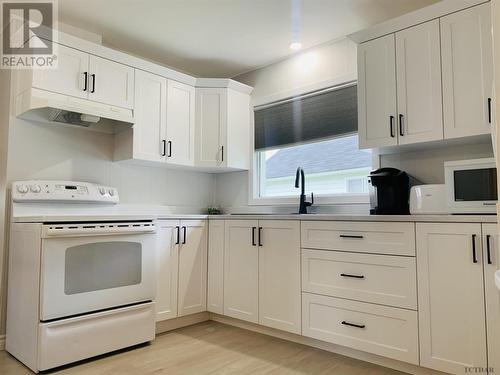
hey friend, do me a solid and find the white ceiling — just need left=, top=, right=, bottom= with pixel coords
left=59, top=0, right=440, bottom=78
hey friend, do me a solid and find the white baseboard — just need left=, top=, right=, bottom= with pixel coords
left=209, top=314, right=446, bottom=375
left=155, top=312, right=209, bottom=335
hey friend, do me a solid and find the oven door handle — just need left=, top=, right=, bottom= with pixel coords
left=43, top=222, right=156, bottom=237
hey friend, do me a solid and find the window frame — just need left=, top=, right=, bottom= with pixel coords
left=247, top=76, right=380, bottom=206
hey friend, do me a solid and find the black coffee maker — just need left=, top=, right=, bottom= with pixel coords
left=368, top=168, right=420, bottom=215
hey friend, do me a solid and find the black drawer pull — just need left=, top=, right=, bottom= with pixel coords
left=389, top=115, right=395, bottom=138
left=399, top=114, right=404, bottom=136
left=340, top=273, right=365, bottom=279
left=472, top=234, right=478, bottom=263
left=258, top=227, right=263, bottom=246
left=251, top=227, right=256, bottom=246
left=488, top=98, right=492, bottom=124
left=487, top=235, right=492, bottom=265
left=339, top=235, right=364, bottom=239
left=341, top=321, right=365, bottom=329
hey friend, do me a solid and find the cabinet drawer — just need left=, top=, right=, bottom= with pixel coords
left=302, top=293, right=418, bottom=364
left=38, top=302, right=155, bottom=371
left=302, top=249, right=417, bottom=309
left=301, top=221, right=415, bottom=256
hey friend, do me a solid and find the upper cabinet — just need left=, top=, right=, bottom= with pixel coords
left=355, top=3, right=492, bottom=150
left=32, top=45, right=134, bottom=109
left=357, top=35, right=397, bottom=149
left=395, top=20, right=443, bottom=145
left=115, top=72, right=195, bottom=167
left=195, top=84, right=251, bottom=170
left=440, top=3, right=493, bottom=139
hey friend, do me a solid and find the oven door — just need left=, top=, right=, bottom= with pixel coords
left=40, top=222, right=156, bottom=321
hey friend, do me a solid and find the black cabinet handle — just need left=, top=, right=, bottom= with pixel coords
left=341, top=321, right=365, bottom=329
left=221, top=146, right=224, bottom=162
left=252, top=227, right=256, bottom=246
left=258, top=227, right=263, bottom=246
left=167, top=141, right=172, bottom=157
left=175, top=226, right=180, bottom=245
left=340, top=273, right=365, bottom=279
left=399, top=114, right=404, bottom=136
left=339, top=235, right=364, bottom=239
left=389, top=115, right=395, bottom=138
left=472, top=234, right=478, bottom=263
left=90, top=74, right=96, bottom=93
left=487, top=235, right=493, bottom=265
left=488, top=98, right=492, bottom=124
left=161, top=140, right=166, bottom=156
left=182, top=226, right=187, bottom=244
left=83, top=72, right=88, bottom=91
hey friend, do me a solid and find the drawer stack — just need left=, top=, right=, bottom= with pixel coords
left=301, top=221, right=419, bottom=365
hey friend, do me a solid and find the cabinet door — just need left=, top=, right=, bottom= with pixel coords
left=177, top=220, right=207, bottom=317
left=132, top=70, right=167, bottom=163
left=357, top=35, right=398, bottom=149
left=155, top=220, right=179, bottom=322
left=195, top=88, right=226, bottom=167
left=224, top=220, right=258, bottom=323
left=441, top=3, right=493, bottom=139
left=207, top=220, right=224, bottom=314
left=396, top=20, right=443, bottom=145
left=88, top=55, right=134, bottom=109
left=259, top=221, right=301, bottom=334
left=417, top=223, right=487, bottom=374
left=166, top=80, right=195, bottom=166
left=32, top=44, right=89, bottom=99
left=483, top=223, right=500, bottom=375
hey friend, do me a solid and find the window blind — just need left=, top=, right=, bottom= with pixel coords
left=254, top=84, right=357, bottom=151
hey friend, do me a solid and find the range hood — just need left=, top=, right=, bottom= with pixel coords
left=14, top=88, right=134, bottom=134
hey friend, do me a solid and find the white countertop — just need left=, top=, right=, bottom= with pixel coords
left=207, top=213, right=498, bottom=223
left=11, top=202, right=497, bottom=223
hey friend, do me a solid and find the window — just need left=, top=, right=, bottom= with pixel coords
left=253, top=83, right=372, bottom=203
left=256, top=135, right=372, bottom=198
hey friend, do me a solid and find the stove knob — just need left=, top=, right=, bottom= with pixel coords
left=98, top=187, right=106, bottom=195
left=108, top=189, right=115, bottom=197
left=30, top=185, right=41, bottom=193
left=17, top=184, right=29, bottom=194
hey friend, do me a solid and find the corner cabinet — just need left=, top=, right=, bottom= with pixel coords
left=195, top=85, right=251, bottom=170
left=357, top=3, right=492, bottom=150
left=115, top=72, right=195, bottom=167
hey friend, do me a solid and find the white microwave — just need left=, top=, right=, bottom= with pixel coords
left=444, top=158, right=498, bottom=214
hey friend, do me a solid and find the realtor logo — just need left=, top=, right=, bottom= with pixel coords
left=1, top=0, right=58, bottom=69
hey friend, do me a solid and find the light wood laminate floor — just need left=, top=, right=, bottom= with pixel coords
left=0, top=321, right=406, bottom=374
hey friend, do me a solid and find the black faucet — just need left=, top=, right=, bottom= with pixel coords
left=295, top=167, right=314, bottom=214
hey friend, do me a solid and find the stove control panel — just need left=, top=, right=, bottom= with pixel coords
left=12, top=181, right=119, bottom=204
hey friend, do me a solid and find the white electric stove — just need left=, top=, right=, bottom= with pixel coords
left=6, top=180, right=157, bottom=373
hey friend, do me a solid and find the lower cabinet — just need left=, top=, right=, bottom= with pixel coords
left=302, top=293, right=419, bottom=364
left=222, top=220, right=301, bottom=333
left=417, top=223, right=487, bottom=374
left=156, top=219, right=207, bottom=322
left=207, top=220, right=224, bottom=314
left=483, top=223, right=500, bottom=375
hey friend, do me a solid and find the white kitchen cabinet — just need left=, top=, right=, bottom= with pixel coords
left=127, top=70, right=167, bottom=163
left=165, top=80, right=195, bottom=166
left=258, top=221, right=301, bottom=334
left=155, top=220, right=179, bottom=322
left=441, top=3, right=493, bottom=139
left=483, top=223, right=500, bottom=375
left=177, top=220, right=207, bottom=317
left=207, top=220, right=224, bottom=314
left=195, top=87, right=250, bottom=170
left=395, top=20, right=443, bottom=145
left=357, top=35, right=398, bottom=149
left=417, top=223, right=487, bottom=374
left=32, top=44, right=89, bottom=99
left=223, top=220, right=259, bottom=323
left=88, top=55, right=134, bottom=109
